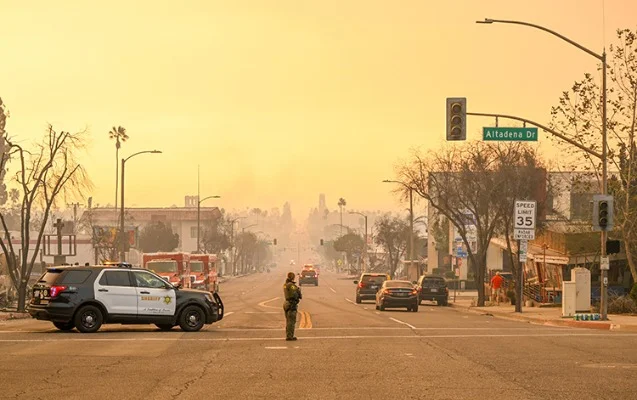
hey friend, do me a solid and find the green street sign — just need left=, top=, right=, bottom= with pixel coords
left=483, top=127, right=538, bottom=141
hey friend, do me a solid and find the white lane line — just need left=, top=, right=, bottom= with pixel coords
left=330, top=287, right=337, bottom=293
left=389, top=317, right=417, bottom=330
left=224, top=311, right=235, bottom=317
left=244, top=312, right=280, bottom=314
left=265, top=346, right=288, bottom=349
left=258, top=297, right=281, bottom=309
left=0, top=333, right=633, bottom=343
left=345, top=298, right=354, bottom=304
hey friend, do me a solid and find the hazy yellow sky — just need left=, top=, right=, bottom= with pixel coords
left=2, top=0, right=635, bottom=218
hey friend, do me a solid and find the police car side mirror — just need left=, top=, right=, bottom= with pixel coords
left=172, top=283, right=182, bottom=290
left=353, top=280, right=358, bottom=284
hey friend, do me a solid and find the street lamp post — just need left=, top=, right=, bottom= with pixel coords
left=196, top=195, right=221, bottom=253
left=120, top=150, right=162, bottom=262
left=383, top=180, right=416, bottom=278
left=229, top=217, right=246, bottom=275
left=477, top=18, right=609, bottom=320
left=349, top=211, right=368, bottom=273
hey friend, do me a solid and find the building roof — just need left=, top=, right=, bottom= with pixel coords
left=84, top=207, right=222, bottom=224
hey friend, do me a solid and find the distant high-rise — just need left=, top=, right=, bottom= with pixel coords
left=319, top=194, right=326, bottom=214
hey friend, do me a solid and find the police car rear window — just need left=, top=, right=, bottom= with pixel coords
left=39, top=271, right=62, bottom=284
left=59, top=270, right=92, bottom=284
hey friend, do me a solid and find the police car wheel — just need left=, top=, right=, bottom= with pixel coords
left=179, top=305, right=205, bottom=332
left=74, top=305, right=103, bottom=333
left=155, top=324, right=174, bottom=331
left=53, top=321, right=75, bottom=331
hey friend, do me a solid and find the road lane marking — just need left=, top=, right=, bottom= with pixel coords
left=330, top=287, right=337, bottom=293
left=258, top=297, right=281, bottom=309
left=345, top=298, right=354, bottom=304
left=265, top=346, right=288, bottom=349
left=298, top=311, right=313, bottom=329
left=244, top=312, right=279, bottom=314
left=389, top=317, right=416, bottom=330
left=0, top=333, right=634, bottom=343
left=224, top=312, right=235, bottom=317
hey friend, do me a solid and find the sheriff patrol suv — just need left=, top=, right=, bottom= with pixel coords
left=27, top=263, right=224, bottom=333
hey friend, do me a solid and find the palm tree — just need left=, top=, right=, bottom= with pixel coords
left=108, top=126, right=128, bottom=209
left=338, top=198, right=346, bottom=236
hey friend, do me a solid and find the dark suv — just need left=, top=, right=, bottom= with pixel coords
left=354, top=273, right=389, bottom=303
left=415, top=275, right=449, bottom=306
left=299, top=269, right=318, bottom=286
left=28, top=263, right=224, bottom=333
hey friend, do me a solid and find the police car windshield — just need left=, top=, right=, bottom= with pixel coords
left=147, top=260, right=177, bottom=273
left=190, top=261, right=203, bottom=272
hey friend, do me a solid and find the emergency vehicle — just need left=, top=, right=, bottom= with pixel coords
left=189, top=254, right=219, bottom=292
left=141, top=252, right=192, bottom=288
left=28, top=263, right=224, bottom=333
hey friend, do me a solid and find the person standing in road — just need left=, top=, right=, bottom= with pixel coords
left=283, top=272, right=302, bottom=341
left=491, top=271, right=504, bottom=305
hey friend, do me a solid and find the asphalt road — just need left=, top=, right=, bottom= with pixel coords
left=1, top=269, right=637, bottom=400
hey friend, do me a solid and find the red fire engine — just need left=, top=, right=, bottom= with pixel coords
left=141, top=252, right=192, bottom=288
left=189, top=254, right=219, bottom=292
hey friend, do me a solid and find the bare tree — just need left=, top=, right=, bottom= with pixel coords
left=0, top=125, right=90, bottom=311
left=374, top=215, right=411, bottom=279
left=399, top=142, right=511, bottom=306
left=551, top=29, right=637, bottom=282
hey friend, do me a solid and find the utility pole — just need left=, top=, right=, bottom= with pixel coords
left=53, top=219, right=65, bottom=265
left=476, top=17, right=609, bottom=319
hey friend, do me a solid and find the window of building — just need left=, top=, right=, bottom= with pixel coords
left=570, top=192, right=594, bottom=221
left=190, top=226, right=198, bottom=238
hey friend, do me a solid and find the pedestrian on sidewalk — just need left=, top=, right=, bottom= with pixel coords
left=491, top=272, right=504, bottom=305
left=283, top=271, right=302, bottom=341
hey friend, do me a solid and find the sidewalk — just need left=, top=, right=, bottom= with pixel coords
left=449, top=296, right=637, bottom=332
left=0, top=311, right=30, bottom=322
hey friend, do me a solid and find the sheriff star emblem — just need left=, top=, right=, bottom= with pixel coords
left=163, top=296, right=172, bottom=305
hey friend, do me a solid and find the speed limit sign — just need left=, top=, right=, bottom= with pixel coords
left=514, top=200, right=536, bottom=240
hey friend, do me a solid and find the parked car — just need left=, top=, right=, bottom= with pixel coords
left=415, top=275, right=449, bottom=306
left=375, top=280, right=419, bottom=312
left=354, top=273, right=389, bottom=303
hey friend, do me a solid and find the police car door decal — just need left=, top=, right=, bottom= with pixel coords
left=133, top=271, right=177, bottom=316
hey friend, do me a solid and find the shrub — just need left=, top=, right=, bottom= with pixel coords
left=607, top=295, right=637, bottom=315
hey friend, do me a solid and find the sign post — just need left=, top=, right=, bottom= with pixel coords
left=513, top=201, right=536, bottom=313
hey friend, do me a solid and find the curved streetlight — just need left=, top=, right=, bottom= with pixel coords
left=383, top=179, right=416, bottom=277
left=197, top=195, right=221, bottom=253
left=349, top=211, right=368, bottom=273
left=476, top=18, right=609, bottom=318
left=119, top=150, right=162, bottom=261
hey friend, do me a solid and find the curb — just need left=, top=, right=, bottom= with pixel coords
left=449, top=303, right=637, bottom=331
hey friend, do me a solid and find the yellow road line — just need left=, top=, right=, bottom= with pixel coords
left=298, top=311, right=312, bottom=329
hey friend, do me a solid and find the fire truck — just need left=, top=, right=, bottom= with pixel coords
left=189, top=254, right=219, bottom=292
left=141, top=252, right=192, bottom=288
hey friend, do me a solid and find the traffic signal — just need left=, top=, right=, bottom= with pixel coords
left=273, top=238, right=277, bottom=245
left=606, top=240, right=620, bottom=255
left=592, top=194, right=614, bottom=231
left=446, top=97, right=467, bottom=141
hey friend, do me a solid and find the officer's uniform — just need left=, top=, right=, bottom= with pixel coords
left=283, top=274, right=302, bottom=340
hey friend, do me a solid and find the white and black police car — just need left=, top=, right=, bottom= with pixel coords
left=28, top=263, right=224, bottom=333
